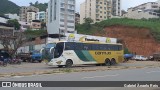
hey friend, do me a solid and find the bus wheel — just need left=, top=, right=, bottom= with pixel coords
left=65, top=60, right=73, bottom=68
left=111, top=58, right=116, bottom=65
left=105, top=59, right=111, bottom=66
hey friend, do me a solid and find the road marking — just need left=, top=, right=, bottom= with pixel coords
left=146, top=71, right=160, bottom=73
left=82, top=74, right=119, bottom=79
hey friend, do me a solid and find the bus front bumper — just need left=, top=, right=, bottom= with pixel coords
left=48, top=59, right=65, bottom=66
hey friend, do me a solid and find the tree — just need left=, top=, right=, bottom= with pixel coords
left=0, top=31, right=26, bottom=58
left=29, top=2, right=33, bottom=6
left=83, top=18, right=94, bottom=24
left=83, top=18, right=94, bottom=29
left=7, top=19, right=21, bottom=30
left=35, top=1, right=39, bottom=5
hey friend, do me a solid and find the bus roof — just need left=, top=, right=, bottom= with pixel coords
left=55, top=41, right=123, bottom=45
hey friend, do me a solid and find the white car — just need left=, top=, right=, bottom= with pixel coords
left=133, top=55, right=148, bottom=61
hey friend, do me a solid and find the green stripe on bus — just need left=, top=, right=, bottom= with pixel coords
left=82, top=51, right=96, bottom=61
left=74, top=50, right=89, bottom=61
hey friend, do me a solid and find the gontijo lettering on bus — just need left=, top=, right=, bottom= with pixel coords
left=95, top=52, right=111, bottom=55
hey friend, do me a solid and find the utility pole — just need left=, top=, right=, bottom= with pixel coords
left=59, top=28, right=61, bottom=41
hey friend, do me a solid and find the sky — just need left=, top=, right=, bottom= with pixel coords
left=9, top=0, right=158, bottom=12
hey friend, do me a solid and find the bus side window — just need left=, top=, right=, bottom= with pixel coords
left=65, top=42, right=75, bottom=50
left=75, top=43, right=83, bottom=50
left=118, top=45, right=122, bottom=51
left=83, top=44, right=91, bottom=50
left=92, top=44, right=99, bottom=50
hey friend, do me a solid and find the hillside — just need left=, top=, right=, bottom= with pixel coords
left=0, top=0, right=20, bottom=15
left=76, top=18, right=160, bottom=56
left=0, top=0, right=48, bottom=15
left=29, top=1, right=48, bottom=11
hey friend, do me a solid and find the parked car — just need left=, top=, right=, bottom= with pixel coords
left=133, top=55, right=148, bottom=61
left=153, top=53, right=160, bottom=61
left=30, top=50, right=42, bottom=63
left=124, top=54, right=134, bottom=61
left=18, top=50, right=42, bottom=63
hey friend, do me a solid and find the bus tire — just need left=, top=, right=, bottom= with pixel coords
left=111, top=58, right=116, bottom=65
left=105, top=59, right=111, bottom=66
left=65, top=59, right=73, bottom=68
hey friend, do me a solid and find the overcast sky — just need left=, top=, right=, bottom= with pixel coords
left=9, top=0, right=158, bottom=12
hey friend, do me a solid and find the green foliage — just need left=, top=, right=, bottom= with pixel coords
left=24, top=30, right=47, bottom=39
left=30, top=1, right=48, bottom=11
left=124, top=48, right=131, bottom=54
left=0, top=0, right=20, bottom=15
left=84, top=18, right=94, bottom=24
left=7, top=19, right=20, bottom=30
left=77, top=18, right=160, bottom=41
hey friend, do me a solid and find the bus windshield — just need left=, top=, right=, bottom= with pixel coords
left=54, top=42, right=64, bottom=58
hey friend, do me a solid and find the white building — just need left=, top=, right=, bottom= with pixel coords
left=20, top=6, right=39, bottom=22
left=0, top=16, right=9, bottom=23
left=112, top=0, right=122, bottom=16
left=80, top=0, right=121, bottom=24
left=27, top=11, right=36, bottom=23
left=18, top=21, right=31, bottom=31
left=124, top=2, right=160, bottom=19
left=36, top=11, right=46, bottom=22
left=4, top=13, right=20, bottom=20
left=47, top=0, right=76, bottom=35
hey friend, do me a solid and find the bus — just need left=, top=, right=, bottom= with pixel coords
left=46, top=41, right=124, bottom=68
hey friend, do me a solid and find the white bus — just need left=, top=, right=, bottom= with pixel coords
left=44, top=41, right=124, bottom=68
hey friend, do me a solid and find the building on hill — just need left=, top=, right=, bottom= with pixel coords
left=19, top=6, right=39, bottom=22
left=18, top=21, right=31, bottom=31
left=124, top=2, right=160, bottom=19
left=4, top=13, right=19, bottom=20
left=31, top=20, right=41, bottom=30
left=112, top=0, right=122, bottom=16
left=0, top=15, right=10, bottom=23
left=27, top=11, right=36, bottom=23
left=36, top=11, right=46, bottom=22
left=80, top=0, right=121, bottom=24
left=47, top=0, right=76, bottom=35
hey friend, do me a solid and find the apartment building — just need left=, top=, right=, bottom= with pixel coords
left=124, top=2, right=160, bottom=19
left=27, top=11, right=36, bottom=23
left=112, top=0, right=121, bottom=16
left=19, top=6, right=39, bottom=22
left=47, top=0, right=76, bottom=35
left=80, top=0, right=121, bottom=24
left=36, top=11, right=46, bottom=22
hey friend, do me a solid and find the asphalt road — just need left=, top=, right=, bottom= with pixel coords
left=0, top=67, right=160, bottom=90
left=0, top=61, right=159, bottom=74
left=1, top=67, right=160, bottom=81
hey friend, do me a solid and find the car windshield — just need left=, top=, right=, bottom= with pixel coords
left=46, top=43, right=56, bottom=49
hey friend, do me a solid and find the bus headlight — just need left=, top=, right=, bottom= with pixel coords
left=56, top=61, right=63, bottom=65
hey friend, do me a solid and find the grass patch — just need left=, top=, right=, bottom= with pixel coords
left=76, top=18, right=160, bottom=42
left=59, top=68, right=72, bottom=73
